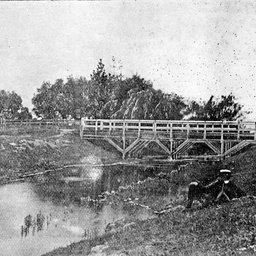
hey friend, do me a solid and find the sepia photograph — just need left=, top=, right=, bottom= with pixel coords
left=0, top=0, right=256, bottom=255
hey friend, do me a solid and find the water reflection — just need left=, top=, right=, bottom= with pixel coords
left=21, top=211, right=51, bottom=238
left=32, top=163, right=156, bottom=205
left=0, top=162, right=158, bottom=256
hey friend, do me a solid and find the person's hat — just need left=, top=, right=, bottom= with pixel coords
left=219, top=169, right=231, bottom=174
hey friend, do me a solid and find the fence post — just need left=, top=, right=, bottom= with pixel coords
left=237, top=121, right=240, bottom=140
left=95, top=120, right=98, bottom=135
left=80, top=118, right=84, bottom=139
left=138, top=120, right=141, bottom=138
left=203, top=122, right=206, bottom=140
left=109, top=120, right=112, bottom=135
left=186, top=122, right=189, bottom=139
left=221, top=122, right=224, bottom=158
left=153, top=120, right=156, bottom=139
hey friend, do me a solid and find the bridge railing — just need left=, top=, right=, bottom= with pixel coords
left=80, top=118, right=256, bottom=140
left=0, top=119, right=76, bottom=130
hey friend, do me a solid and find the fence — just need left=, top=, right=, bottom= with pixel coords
left=0, top=119, right=77, bottom=132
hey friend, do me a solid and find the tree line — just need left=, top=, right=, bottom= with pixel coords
left=0, top=90, right=32, bottom=120
left=0, top=59, right=245, bottom=121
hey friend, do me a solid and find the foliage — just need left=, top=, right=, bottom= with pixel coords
left=0, top=90, right=32, bottom=120
left=110, top=76, right=187, bottom=120
left=32, top=59, right=245, bottom=122
left=16, top=107, right=32, bottom=120
left=32, top=77, right=89, bottom=119
left=190, top=94, right=243, bottom=121
left=85, top=59, right=118, bottom=118
left=32, top=60, right=188, bottom=120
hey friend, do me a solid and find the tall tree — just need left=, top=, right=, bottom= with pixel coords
left=32, top=78, right=89, bottom=119
left=152, top=93, right=187, bottom=120
left=111, top=76, right=187, bottom=120
left=32, top=81, right=59, bottom=119
left=0, top=90, right=31, bottom=119
left=191, top=94, right=243, bottom=121
left=86, top=59, right=119, bottom=118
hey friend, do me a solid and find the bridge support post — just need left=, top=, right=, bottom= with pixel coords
left=220, top=122, right=224, bottom=160
left=169, top=123, right=173, bottom=159
left=122, top=138, right=126, bottom=159
left=122, top=121, right=126, bottom=159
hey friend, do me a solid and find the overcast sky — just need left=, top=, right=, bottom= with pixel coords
left=1, top=0, right=256, bottom=119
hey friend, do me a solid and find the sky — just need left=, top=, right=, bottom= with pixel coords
left=1, top=0, right=256, bottom=119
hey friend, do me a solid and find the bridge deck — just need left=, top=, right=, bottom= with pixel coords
left=80, top=119, right=256, bottom=141
left=80, top=119, right=256, bottom=159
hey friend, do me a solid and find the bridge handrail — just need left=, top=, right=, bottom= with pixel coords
left=1, top=119, right=76, bottom=127
left=80, top=118, right=256, bottom=134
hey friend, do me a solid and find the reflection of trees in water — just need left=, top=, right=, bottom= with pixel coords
left=21, top=211, right=51, bottom=238
left=31, top=167, right=101, bottom=205
left=102, top=165, right=158, bottom=192
left=32, top=180, right=98, bottom=205
left=31, top=165, right=161, bottom=206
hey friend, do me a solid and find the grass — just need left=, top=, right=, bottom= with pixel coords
left=101, top=196, right=256, bottom=255
left=0, top=129, right=120, bottom=183
left=43, top=196, right=256, bottom=256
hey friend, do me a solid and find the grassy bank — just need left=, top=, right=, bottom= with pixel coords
left=43, top=195, right=256, bottom=256
left=0, top=128, right=120, bottom=183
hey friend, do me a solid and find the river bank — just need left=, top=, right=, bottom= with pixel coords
left=41, top=137, right=256, bottom=256
left=1, top=128, right=256, bottom=255
left=42, top=195, right=256, bottom=256
left=0, top=128, right=121, bottom=184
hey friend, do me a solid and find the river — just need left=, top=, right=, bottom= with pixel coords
left=0, top=159, right=165, bottom=256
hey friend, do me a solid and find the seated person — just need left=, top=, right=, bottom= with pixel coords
left=186, top=169, right=246, bottom=209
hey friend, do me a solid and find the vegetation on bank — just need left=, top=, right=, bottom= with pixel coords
left=1, top=59, right=246, bottom=123
left=42, top=181, right=256, bottom=256
left=0, top=129, right=120, bottom=184
left=31, top=59, right=245, bottom=122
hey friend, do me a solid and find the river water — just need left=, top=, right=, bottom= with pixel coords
left=0, top=158, right=165, bottom=256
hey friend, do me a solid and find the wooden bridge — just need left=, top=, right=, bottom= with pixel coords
left=80, top=118, right=256, bottom=160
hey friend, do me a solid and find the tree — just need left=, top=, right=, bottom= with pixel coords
left=63, top=76, right=89, bottom=119
left=32, top=81, right=58, bottom=119
left=187, top=94, right=244, bottom=156
left=152, top=93, right=187, bottom=120
left=190, top=94, right=244, bottom=121
left=85, top=59, right=120, bottom=118
left=32, top=78, right=89, bottom=119
left=0, top=90, right=31, bottom=119
left=16, top=107, right=32, bottom=120
left=111, top=76, right=187, bottom=120
left=31, top=59, right=209, bottom=121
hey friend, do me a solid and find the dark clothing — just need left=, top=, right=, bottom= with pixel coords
left=186, top=177, right=246, bottom=209
left=205, top=178, right=246, bottom=201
